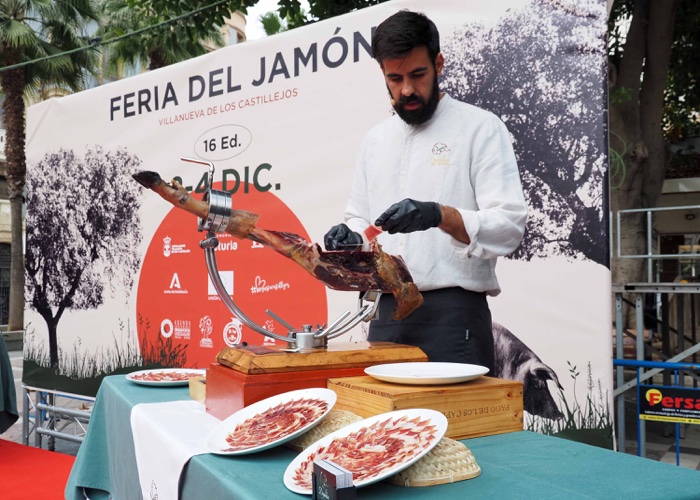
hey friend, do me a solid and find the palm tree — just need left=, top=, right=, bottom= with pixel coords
left=258, top=8, right=309, bottom=37
left=0, top=0, right=100, bottom=331
left=98, top=0, right=224, bottom=73
left=259, top=11, right=285, bottom=36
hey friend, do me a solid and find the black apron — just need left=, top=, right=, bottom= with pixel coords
left=368, top=287, right=494, bottom=371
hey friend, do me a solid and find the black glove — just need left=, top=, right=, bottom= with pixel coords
left=374, top=199, right=442, bottom=234
left=324, top=223, right=363, bottom=251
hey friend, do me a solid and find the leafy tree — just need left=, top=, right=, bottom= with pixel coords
left=126, top=0, right=257, bottom=32
left=134, top=0, right=389, bottom=28
left=0, top=0, right=100, bottom=331
left=99, top=0, right=225, bottom=72
left=25, top=147, right=143, bottom=368
left=277, top=0, right=388, bottom=22
left=608, top=0, right=699, bottom=295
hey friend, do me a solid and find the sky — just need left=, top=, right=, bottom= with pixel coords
left=243, top=0, right=311, bottom=41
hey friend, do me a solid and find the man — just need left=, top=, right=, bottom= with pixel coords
left=324, top=10, right=527, bottom=371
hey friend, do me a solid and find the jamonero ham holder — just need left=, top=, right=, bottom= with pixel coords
left=132, top=157, right=428, bottom=418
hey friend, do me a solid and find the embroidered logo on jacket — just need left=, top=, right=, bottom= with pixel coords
left=432, top=142, right=450, bottom=155
left=431, top=142, right=451, bottom=166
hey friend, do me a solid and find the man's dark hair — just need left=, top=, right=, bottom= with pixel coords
left=371, top=10, right=441, bottom=63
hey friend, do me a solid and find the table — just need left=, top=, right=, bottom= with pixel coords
left=0, top=334, right=18, bottom=434
left=66, top=375, right=700, bottom=500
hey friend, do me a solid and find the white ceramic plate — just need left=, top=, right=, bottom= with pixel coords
left=364, top=362, right=489, bottom=385
left=125, top=368, right=206, bottom=387
left=284, top=408, right=448, bottom=495
left=206, top=388, right=336, bottom=456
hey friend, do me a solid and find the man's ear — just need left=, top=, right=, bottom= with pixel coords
left=436, top=53, right=444, bottom=75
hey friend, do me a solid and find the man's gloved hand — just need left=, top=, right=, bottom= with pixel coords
left=375, top=199, right=442, bottom=234
left=324, top=223, right=363, bottom=251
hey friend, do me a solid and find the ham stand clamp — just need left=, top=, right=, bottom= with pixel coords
left=182, top=157, right=381, bottom=350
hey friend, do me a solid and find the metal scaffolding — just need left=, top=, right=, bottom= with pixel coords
left=613, top=206, right=700, bottom=460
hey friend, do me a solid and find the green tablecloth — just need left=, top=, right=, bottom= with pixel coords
left=0, top=334, right=18, bottom=434
left=66, top=375, right=700, bottom=500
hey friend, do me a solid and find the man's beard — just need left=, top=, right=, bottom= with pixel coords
left=393, top=75, right=440, bottom=126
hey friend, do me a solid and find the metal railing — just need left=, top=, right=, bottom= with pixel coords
left=615, top=205, right=700, bottom=282
left=22, top=386, right=94, bottom=449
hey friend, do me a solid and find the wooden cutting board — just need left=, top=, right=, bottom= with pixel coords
left=216, top=341, right=428, bottom=375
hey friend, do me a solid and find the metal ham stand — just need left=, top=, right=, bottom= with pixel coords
left=183, top=156, right=381, bottom=350
left=180, top=157, right=427, bottom=420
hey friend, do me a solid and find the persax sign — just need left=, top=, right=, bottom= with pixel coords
left=640, top=385, right=700, bottom=425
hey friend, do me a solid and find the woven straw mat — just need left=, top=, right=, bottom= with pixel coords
left=386, top=437, right=481, bottom=487
left=285, top=410, right=363, bottom=452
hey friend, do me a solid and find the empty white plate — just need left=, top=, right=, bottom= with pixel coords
left=364, top=362, right=489, bottom=385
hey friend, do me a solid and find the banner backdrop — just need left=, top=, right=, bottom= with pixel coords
left=24, top=0, right=611, bottom=440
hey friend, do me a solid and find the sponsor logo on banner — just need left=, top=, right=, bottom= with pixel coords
left=263, top=320, right=276, bottom=345
left=160, top=318, right=190, bottom=339
left=640, top=385, right=700, bottom=424
left=199, top=315, right=213, bottom=348
left=214, top=239, right=239, bottom=252
left=165, top=272, right=188, bottom=295
left=223, top=317, right=244, bottom=347
left=173, top=320, right=191, bottom=340
left=163, top=235, right=190, bottom=257
left=251, top=241, right=264, bottom=249
left=160, top=319, right=173, bottom=338
left=208, top=271, right=234, bottom=300
left=163, top=236, right=171, bottom=257
left=250, top=275, right=290, bottom=294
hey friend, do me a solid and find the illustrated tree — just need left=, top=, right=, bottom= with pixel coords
left=441, top=0, right=608, bottom=265
left=25, top=148, right=143, bottom=369
left=0, top=0, right=99, bottom=331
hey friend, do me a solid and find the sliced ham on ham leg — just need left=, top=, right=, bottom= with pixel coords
left=132, top=171, right=423, bottom=320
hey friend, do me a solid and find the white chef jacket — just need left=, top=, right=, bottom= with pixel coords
left=345, top=93, right=528, bottom=296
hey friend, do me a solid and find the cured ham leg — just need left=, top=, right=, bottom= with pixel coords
left=132, top=171, right=423, bottom=320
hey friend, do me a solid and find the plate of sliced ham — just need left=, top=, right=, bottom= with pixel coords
left=206, top=388, right=337, bottom=456
left=284, top=408, right=448, bottom=495
left=125, top=368, right=206, bottom=386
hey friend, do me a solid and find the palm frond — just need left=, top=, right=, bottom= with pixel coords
left=2, top=18, right=40, bottom=47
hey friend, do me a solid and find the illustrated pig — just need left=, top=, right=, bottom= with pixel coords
left=492, top=322, right=564, bottom=420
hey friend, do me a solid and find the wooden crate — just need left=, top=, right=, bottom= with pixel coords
left=206, top=362, right=369, bottom=420
left=328, top=376, right=524, bottom=440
